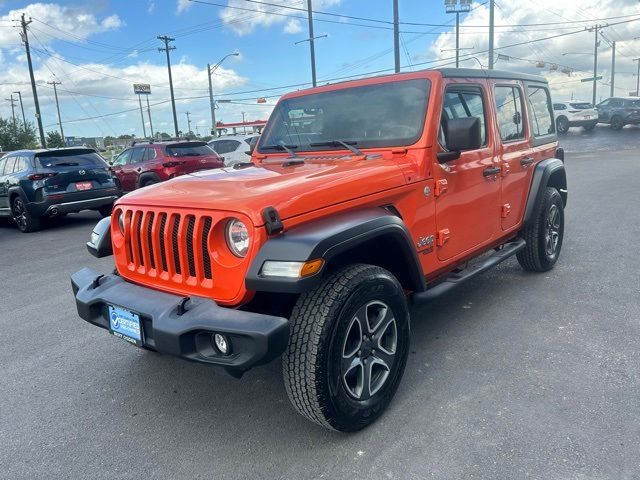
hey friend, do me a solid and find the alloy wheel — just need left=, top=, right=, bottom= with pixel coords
left=12, top=198, right=28, bottom=231
left=545, top=204, right=561, bottom=257
left=341, top=300, right=398, bottom=400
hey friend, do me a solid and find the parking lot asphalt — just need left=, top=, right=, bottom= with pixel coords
left=1, top=134, right=639, bottom=479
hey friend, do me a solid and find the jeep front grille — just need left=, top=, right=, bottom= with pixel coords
left=123, top=208, right=214, bottom=283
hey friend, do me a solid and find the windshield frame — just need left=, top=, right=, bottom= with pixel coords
left=257, top=77, right=431, bottom=154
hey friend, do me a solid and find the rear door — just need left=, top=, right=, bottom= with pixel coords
left=0, top=155, right=12, bottom=212
left=111, top=149, right=131, bottom=190
left=36, top=149, right=112, bottom=195
left=121, top=147, right=145, bottom=190
left=596, top=99, right=612, bottom=122
left=435, top=80, right=501, bottom=261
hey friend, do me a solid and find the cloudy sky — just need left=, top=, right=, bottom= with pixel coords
left=0, top=0, right=639, bottom=138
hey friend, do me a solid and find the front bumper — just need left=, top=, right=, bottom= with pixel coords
left=71, top=267, right=289, bottom=376
left=28, top=189, right=119, bottom=216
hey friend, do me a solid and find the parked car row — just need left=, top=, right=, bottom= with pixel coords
left=553, top=96, right=640, bottom=133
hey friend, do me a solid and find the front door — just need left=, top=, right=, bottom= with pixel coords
left=121, top=147, right=146, bottom=190
left=435, top=81, right=501, bottom=261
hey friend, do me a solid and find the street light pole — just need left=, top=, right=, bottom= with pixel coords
left=610, top=41, right=616, bottom=97
left=13, top=91, right=26, bottom=131
left=592, top=25, right=600, bottom=106
left=186, top=111, right=192, bottom=136
left=208, top=53, right=239, bottom=137
left=634, top=58, right=640, bottom=96
left=5, top=95, right=16, bottom=126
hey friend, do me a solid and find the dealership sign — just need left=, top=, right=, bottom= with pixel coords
left=133, top=83, right=151, bottom=95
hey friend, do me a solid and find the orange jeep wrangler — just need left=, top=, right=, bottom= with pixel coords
left=72, top=68, right=566, bottom=432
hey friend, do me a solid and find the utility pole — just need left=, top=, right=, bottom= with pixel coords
left=20, top=14, right=46, bottom=148
left=146, top=95, right=154, bottom=137
left=445, top=1, right=472, bottom=68
left=13, top=91, right=26, bottom=131
left=488, top=0, right=495, bottom=69
left=610, top=41, right=616, bottom=97
left=6, top=95, right=17, bottom=126
left=393, top=0, right=400, bottom=73
left=158, top=35, right=179, bottom=137
left=137, top=94, right=147, bottom=138
left=306, top=0, right=317, bottom=86
left=591, top=25, right=601, bottom=106
left=47, top=80, right=65, bottom=144
left=634, top=58, right=640, bottom=96
left=185, top=111, right=192, bottom=136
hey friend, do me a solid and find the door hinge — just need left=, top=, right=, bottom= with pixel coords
left=436, top=228, right=450, bottom=247
left=501, top=162, right=510, bottom=177
left=434, top=179, right=448, bottom=197
left=501, top=203, right=511, bottom=218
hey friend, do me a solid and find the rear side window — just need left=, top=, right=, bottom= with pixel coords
left=527, top=86, right=555, bottom=137
left=553, top=103, right=566, bottom=111
left=442, top=87, right=487, bottom=146
left=144, top=148, right=156, bottom=161
left=626, top=99, right=640, bottom=108
left=0, top=157, right=6, bottom=175
left=569, top=102, right=593, bottom=110
left=13, top=156, right=28, bottom=173
left=165, top=144, right=214, bottom=157
left=37, top=151, right=107, bottom=168
left=494, top=86, right=525, bottom=142
left=129, top=148, right=145, bottom=164
left=212, top=140, right=241, bottom=154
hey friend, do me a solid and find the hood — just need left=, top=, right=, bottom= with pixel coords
left=117, top=155, right=406, bottom=226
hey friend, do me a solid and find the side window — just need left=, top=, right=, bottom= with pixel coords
left=4, top=156, right=18, bottom=175
left=527, top=86, right=555, bottom=137
left=113, top=149, right=132, bottom=166
left=215, top=140, right=241, bottom=154
left=494, top=86, right=525, bottom=142
left=0, top=157, right=8, bottom=176
left=598, top=99, right=610, bottom=108
left=442, top=87, right=487, bottom=147
left=13, top=156, right=28, bottom=173
left=129, top=147, right=145, bottom=164
left=610, top=99, right=623, bottom=108
left=144, top=148, right=156, bottom=161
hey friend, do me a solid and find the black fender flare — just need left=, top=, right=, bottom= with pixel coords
left=523, top=158, right=567, bottom=227
left=137, top=172, right=161, bottom=188
left=245, top=207, right=426, bottom=294
left=7, top=186, right=28, bottom=207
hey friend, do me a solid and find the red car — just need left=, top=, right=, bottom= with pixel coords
left=110, top=141, right=223, bottom=192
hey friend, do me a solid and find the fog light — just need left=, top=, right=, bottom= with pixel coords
left=214, top=333, right=230, bottom=355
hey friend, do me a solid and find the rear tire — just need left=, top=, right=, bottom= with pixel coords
left=11, top=196, right=40, bottom=233
left=283, top=264, right=410, bottom=432
left=141, top=178, right=157, bottom=187
left=583, top=123, right=596, bottom=131
left=517, top=187, right=564, bottom=272
left=556, top=116, right=569, bottom=134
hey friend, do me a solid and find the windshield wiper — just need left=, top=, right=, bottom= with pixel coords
left=53, top=162, right=80, bottom=166
left=261, top=143, right=299, bottom=158
left=309, top=140, right=364, bottom=156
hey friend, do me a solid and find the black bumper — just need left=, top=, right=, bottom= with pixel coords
left=568, top=119, right=598, bottom=127
left=27, top=189, right=119, bottom=217
left=71, top=268, right=289, bottom=376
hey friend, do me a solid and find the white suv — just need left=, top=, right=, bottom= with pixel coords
left=208, top=134, right=259, bottom=166
left=552, top=101, right=598, bottom=134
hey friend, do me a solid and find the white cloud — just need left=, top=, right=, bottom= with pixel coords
left=218, top=0, right=340, bottom=36
left=284, top=19, right=303, bottom=35
left=0, top=3, right=123, bottom=47
left=177, top=0, right=191, bottom=14
left=427, top=0, right=640, bottom=101
left=148, top=1, right=156, bottom=14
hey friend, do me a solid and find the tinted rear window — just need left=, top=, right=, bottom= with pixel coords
left=626, top=99, right=640, bottom=108
left=165, top=144, right=214, bottom=157
left=36, top=151, right=107, bottom=168
left=569, top=102, right=593, bottom=109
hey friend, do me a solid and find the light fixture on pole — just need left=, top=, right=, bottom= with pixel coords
left=444, top=0, right=472, bottom=68
left=208, top=52, right=239, bottom=137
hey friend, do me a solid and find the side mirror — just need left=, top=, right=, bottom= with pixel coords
left=86, top=217, right=113, bottom=258
left=437, top=117, right=482, bottom=163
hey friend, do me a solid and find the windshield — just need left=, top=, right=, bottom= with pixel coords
left=258, top=78, right=430, bottom=153
left=36, top=151, right=108, bottom=168
left=165, top=144, right=215, bottom=157
left=569, top=102, right=594, bottom=110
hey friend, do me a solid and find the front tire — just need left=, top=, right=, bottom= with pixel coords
left=12, top=196, right=41, bottom=233
left=610, top=116, right=624, bottom=130
left=517, top=187, right=564, bottom=272
left=283, top=264, right=410, bottom=432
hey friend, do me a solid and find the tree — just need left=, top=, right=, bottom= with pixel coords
left=117, top=134, right=134, bottom=139
left=158, top=132, right=171, bottom=139
left=0, top=117, right=38, bottom=151
left=46, top=131, right=65, bottom=148
left=104, top=135, right=116, bottom=146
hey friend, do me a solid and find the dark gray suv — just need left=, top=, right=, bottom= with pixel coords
left=596, top=97, right=640, bottom=130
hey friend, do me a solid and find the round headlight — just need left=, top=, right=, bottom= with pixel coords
left=118, top=212, right=125, bottom=234
left=225, top=219, right=249, bottom=257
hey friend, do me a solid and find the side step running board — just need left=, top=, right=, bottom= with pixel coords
left=412, top=238, right=526, bottom=304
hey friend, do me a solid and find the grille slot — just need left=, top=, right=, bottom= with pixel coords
left=136, top=212, right=144, bottom=267
left=172, top=215, right=181, bottom=275
left=147, top=212, right=155, bottom=270
left=186, top=215, right=196, bottom=278
left=158, top=213, right=168, bottom=272
left=202, top=217, right=213, bottom=280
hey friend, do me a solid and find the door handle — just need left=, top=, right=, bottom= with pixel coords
left=136, top=168, right=142, bottom=172
left=520, top=157, right=534, bottom=166
left=483, top=166, right=501, bottom=177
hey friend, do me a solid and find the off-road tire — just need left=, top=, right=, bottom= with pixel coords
left=12, top=196, right=41, bottom=233
left=517, top=187, right=564, bottom=272
left=283, top=264, right=410, bottom=432
left=610, top=116, right=624, bottom=130
left=98, top=205, right=113, bottom=218
left=556, top=116, right=569, bottom=134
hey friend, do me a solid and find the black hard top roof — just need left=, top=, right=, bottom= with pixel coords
left=436, top=67, right=548, bottom=84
